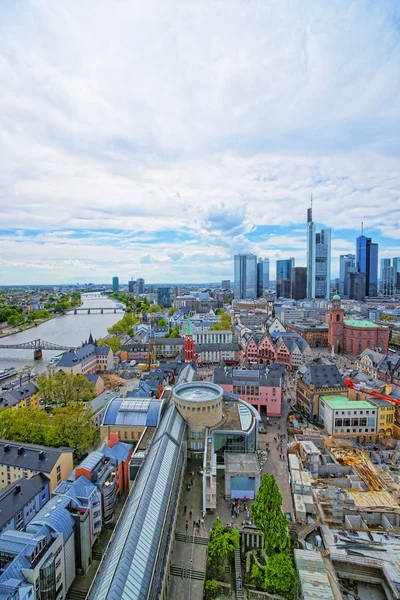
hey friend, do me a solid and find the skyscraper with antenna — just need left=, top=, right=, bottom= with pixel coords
left=306, top=194, right=331, bottom=300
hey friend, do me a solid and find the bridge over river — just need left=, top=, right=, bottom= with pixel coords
left=0, top=339, right=72, bottom=360
left=64, top=307, right=125, bottom=315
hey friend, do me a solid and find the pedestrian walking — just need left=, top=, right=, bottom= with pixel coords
left=193, top=520, right=196, bottom=528
left=184, top=505, right=187, bottom=514
left=189, top=510, right=192, bottom=518
left=185, top=523, right=188, bottom=532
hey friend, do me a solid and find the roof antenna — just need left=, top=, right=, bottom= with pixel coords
left=361, top=221, right=363, bottom=235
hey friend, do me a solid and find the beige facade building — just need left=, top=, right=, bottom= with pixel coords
left=0, top=440, right=73, bottom=492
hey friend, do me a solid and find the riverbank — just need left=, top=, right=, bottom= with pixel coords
left=0, top=314, right=59, bottom=339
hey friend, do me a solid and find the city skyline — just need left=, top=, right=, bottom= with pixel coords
left=1, top=2, right=400, bottom=285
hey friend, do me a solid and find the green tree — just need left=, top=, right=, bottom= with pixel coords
left=49, top=403, right=98, bottom=454
left=204, top=579, right=219, bottom=600
left=158, top=318, right=167, bottom=326
left=36, top=372, right=95, bottom=407
left=97, top=336, right=121, bottom=354
left=381, top=313, right=397, bottom=321
left=148, top=304, right=161, bottom=313
left=264, top=552, right=297, bottom=600
left=208, top=519, right=239, bottom=577
left=7, top=313, right=25, bottom=326
left=249, top=563, right=265, bottom=588
left=0, top=408, right=50, bottom=446
left=251, top=474, right=290, bottom=555
left=210, top=312, right=232, bottom=331
left=168, top=307, right=178, bottom=316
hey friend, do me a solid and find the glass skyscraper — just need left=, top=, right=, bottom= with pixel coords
left=257, top=258, right=270, bottom=297
left=306, top=204, right=331, bottom=299
left=276, top=258, right=295, bottom=298
left=112, top=276, right=119, bottom=293
left=356, top=235, right=378, bottom=297
left=339, top=254, right=355, bottom=296
left=234, top=254, right=257, bottom=299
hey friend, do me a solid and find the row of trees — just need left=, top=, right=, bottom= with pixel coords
left=0, top=403, right=98, bottom=455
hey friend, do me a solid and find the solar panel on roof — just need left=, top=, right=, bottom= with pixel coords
left=119, top=399, right=151, bottom=413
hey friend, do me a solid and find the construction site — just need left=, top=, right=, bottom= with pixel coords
left=287, top=426, right=400, bottom=600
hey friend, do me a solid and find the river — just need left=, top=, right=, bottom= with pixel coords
left=0, top=293, right=122, bottom=372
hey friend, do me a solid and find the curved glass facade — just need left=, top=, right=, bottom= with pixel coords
left=40, top=555, right=56, bottom=600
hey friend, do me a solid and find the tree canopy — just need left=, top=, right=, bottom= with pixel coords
left=0, top=403, right=97, bottom=454
left=207, top=519, right=239, bottom=577
left=148, top=304, right=161, bottom=313
left=264, top=552, right=297, bottom=600
left=251, top=473, right=290, bottom=554
left=97, top=336, right=121, bottom=354
left=36, top=371, right=95, bottom=407
left=168, top=307, right=178, bottom=316
left=210, top=312, right=232, bottom=331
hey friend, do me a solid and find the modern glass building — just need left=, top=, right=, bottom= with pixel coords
left=157, top=286, right=171, bottom=307
left=339, top=254, right=355, bottom=296
left=380, top=259, right=394, bottom=296
left=234, top=253, right=257, bottom=299
left=306, top=206, right=316, bottom=298
left=292, top=266, right=307, bottom=300
left=112, top=277, right=119, bottom=293
left=356, top=235, right=378, bottom=297
left=257, top=258, right=270, bottom=297
left=276, top=258, right=295, bottom=298
left=315, top=228, right=331, bottom=299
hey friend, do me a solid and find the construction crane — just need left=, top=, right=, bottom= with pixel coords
left=345, top=377, right=400, bottom=405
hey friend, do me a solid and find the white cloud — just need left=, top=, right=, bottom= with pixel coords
left=0, top=0, right=399, bottom=283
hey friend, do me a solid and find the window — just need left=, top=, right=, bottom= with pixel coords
left=197, top=432, right=203, bottom=439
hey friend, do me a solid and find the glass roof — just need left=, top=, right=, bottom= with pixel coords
left=176, top=383, right=221, bottom=402
left=238, top=404, right=252, bottom=431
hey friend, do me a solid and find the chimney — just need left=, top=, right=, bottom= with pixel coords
left=4, top=445, right=10, bottom=453
left=38, top=451, right=45, bottom=461
left=15, top=484, right=21, bottom=494
left=108, top=432, right=119, bottom=448
left=17, top=446, right=24, bottom=456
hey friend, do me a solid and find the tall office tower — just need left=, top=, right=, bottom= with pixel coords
left=356, top=234, right=378, bottom=297
left=221, top=280, right=231, bottom=290
left=350, top=272, right=366, bottom=301
left=315, top=229, right=331, bottom=299
left=381, top=260, right=394, bottom=296
left=128, top=279, right=136, bottom=293
left=306, top=204, right=316, bottom=298
left=393, top=258, right=400, bottom=292
left=233, top=254, right=257, bottom=299
left=339, top=254, right=355, bottom=296
left=306, top=201, right=331, bottom=299
left=112, top=277, right=119, bottom=293
left=257, top=258, right=270, bottom=297
left=292, top=267, right=307, bottom=300
left=276, top=258, right=295, bottom=299
left=137, top=278, right=145, bottom=295
left=157, top=287, right=171, bottom=307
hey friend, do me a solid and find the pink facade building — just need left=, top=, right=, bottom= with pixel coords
left=213, top=364, right=285, bottom=417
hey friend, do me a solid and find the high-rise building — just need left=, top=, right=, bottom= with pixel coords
left=356, top=234, right=378, bottom=297
left=381, top=260, right=394, bottom=296
left=234, top=254, right=257, bottom=299
left=257, top=258, right=270, bottom=297
left=292, top=267, right=307, bottom=300
left=137, top=278, right=145, bottom=295
left=221, top=280, right=231, bottom=290
left=393, top=258, right=400, bottom=293
left=157, top=287, right=171, bottom=307
left=128, top=279, right=136, bottom=293
left=276, top=258, right=295, bottom=299
left=350, top=271, right=366, bottom=301
left=339, top=254, right=355, bottom=296
left=112, top=277, right=119, bottom=293
left=306, top=203, right=331, bottom=299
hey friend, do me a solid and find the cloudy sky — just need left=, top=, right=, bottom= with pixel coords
left=1, top=0, right=399, bottom=285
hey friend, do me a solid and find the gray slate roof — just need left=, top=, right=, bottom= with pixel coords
left=0, top=473, right=49, bottom=531
left=0, top=440, right=72, bottom=473
left=1, top=383, right=39, bottom=408
left=300, top=364, right=345, bottom=389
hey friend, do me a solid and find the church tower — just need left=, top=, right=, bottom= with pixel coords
left=328, top=294, right=344, bottom=352
left=184, top=318, right=194, bottom=363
